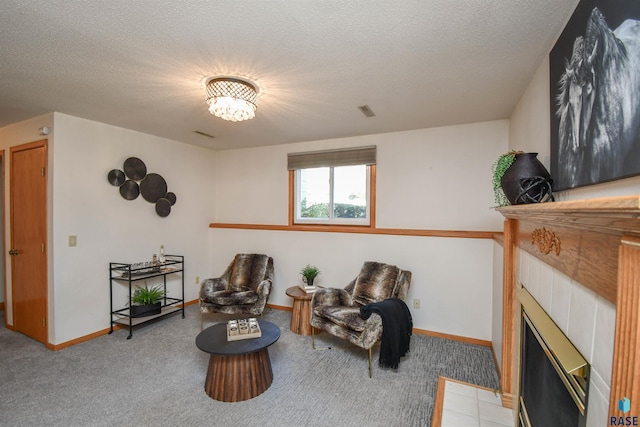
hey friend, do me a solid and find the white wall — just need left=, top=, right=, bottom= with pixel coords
left=210, top=228, right=496, bottom=340
left=377, top=122, right=508, bottom=230
left=0, top=113, right=216, bottom=345
left=212, top=121, right=509, bottom=340
left=216, top=122, right=508, bottom=231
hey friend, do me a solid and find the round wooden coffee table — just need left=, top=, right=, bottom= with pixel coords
left=285, top=286, right=320, bottom=336
left=196, top=319, right=280, bottom=402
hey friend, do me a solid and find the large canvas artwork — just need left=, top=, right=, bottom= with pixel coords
left=550, top=0, right=640, bottom=191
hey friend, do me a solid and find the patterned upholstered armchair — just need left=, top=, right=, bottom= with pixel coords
left=310, top=261, right=412, bottom=377
left=199, top=254, right=274, bottom=329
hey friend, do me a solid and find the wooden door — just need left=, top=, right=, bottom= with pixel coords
left=10, top=140, right=47, bottom=344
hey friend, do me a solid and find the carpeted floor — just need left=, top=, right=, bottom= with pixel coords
left=0, top=305, right=499, bottom=427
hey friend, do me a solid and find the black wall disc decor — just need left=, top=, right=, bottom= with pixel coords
left=123, top=157, right=147, bottom=181
left=107, top=169, right=125, bottom=186
left=119, top=180, right=140, bottom=200
left=107, top=157, right=177, bottom=217
left=140, top=173, right=167, bottom=203
left=165, top=192, right=177, bottom=205
left=155, top=198, right=171, bottom=217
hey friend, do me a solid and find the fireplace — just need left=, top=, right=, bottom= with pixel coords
left=497, top=195, right=640, bottom=423
left=517, top=287, right=589, bottom=427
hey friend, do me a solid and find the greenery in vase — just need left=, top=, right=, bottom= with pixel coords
left=491, top=151, right=521, bottom=207
left=130, top=283, right=166, bottom=305
left=300, top=264, right=320, bottom=284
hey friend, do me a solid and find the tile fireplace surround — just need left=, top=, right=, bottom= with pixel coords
left=497, top=195, right=640, bottom=425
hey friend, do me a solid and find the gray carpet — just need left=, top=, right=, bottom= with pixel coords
left=0, top=305, right=499, bottom=426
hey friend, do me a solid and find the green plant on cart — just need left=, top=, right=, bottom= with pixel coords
left=130, top=283, right=167, bottom=305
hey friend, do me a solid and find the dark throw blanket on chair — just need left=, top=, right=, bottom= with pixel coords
left=359, top=298, right=413, bottom=369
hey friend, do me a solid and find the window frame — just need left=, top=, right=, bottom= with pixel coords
left=288, top=164, right=376, bottom=229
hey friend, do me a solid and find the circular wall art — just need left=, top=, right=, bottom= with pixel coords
left=108, top=157, right=176, bottom=217
left=123, top=157, right=147, bottom=181
left=107, top=169, right=125, bottom=186
left=140, top=173, right=168, bottom=203
left=119, top=180, right=140, bottom=200
left=165, top=192, right=177, bottom=205
left=155, top=198, right=171, bottom=217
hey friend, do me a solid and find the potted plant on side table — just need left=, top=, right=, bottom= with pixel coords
left=300, top=264, right=320, bottom=292
left=129, top=283, right=166, bottom=317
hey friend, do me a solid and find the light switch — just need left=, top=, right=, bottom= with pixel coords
left=68, top=235, right=77, bottom=247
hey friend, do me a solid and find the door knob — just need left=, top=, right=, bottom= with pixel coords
left=9, top=249, right=18, bottom=255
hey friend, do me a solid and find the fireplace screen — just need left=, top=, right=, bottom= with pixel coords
left=518, top=287, right=589, bottom=427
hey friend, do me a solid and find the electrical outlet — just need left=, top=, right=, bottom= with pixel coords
left=195, top=275, right=200, bottom=285
left=413, top=298, right=420, bottom=309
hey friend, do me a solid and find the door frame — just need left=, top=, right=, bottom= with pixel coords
left=9, top=139, right=48, bottom=343
left=0, top=150, right=5, bottom=325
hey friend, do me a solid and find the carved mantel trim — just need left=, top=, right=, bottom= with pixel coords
left=496, top=195, right=640, bottom=418
left=530, top=227, right=561, bottom=255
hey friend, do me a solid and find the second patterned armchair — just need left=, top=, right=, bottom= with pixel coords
left=310, top=261, right=412, bottom=377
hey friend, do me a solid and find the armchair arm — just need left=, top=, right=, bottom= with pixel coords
left=255, top=279, right=272, bottom=298
left=358, top=313, right=384, bottom=349
left=249, top=278, right=272, bottom=313
left=311, top=287, right=353, bottom=307
left=199, top=278, right=226, bottom=299
left=394, top=270, right=412, bottom=301
left=343, top=278, right=356, bottom=295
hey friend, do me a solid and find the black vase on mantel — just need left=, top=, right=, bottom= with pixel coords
left=500, top=153, right=554, bottom=205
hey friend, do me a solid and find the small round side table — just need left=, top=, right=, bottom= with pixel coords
left=285, top=286, right=320, bottom=336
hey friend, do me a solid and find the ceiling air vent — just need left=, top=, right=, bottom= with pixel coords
left=357, top=105, right=376, bottom=118
left=193, top=130, right=216, bottom=139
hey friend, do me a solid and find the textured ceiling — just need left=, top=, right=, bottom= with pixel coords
left=0, top=0, right=579, bottom=150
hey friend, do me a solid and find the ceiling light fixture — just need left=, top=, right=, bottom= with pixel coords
left=205, top=77, right=258, bottom=122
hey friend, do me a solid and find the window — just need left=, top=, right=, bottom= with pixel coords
left=288, top=146, right=375, bottom=226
